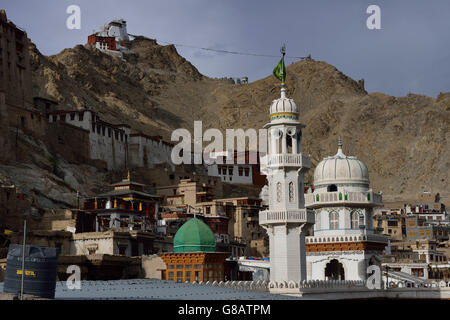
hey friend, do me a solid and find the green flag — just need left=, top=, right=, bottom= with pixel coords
left=273, top=57, right=286, bottom=82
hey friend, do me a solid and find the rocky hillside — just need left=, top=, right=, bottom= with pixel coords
left=27, top=37, right=450, bottom=203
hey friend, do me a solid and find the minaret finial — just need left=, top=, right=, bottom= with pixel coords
left=127, top=170, right=130, bottom=181
left=273, top=44, right=287, bottom=99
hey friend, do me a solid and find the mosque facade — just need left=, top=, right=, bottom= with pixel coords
left=304, top=139, right=388, bottom=281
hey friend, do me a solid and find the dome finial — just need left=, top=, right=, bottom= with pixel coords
left=336, top=137, right=344, bottom=157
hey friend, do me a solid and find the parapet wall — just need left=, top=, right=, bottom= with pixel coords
left=193, top=279, right=450, bottom=299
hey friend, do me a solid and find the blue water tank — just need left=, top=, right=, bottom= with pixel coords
left=3, top=244, right=58, bottom=299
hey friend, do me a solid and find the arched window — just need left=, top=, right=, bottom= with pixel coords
left=359, top=214, right=365, bottom=228
left=351, top=211, right=359, bottom=229
left=288, top=182, right=294, bottom=202
left=327, top=184, right=337, bottom=192
left=286, top=135, right=292, bottom=153
left=276, top=182, right=282, bottom=202
left=329, top=211, right=339, bottom=230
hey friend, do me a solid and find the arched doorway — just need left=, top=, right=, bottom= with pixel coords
left=325, top=259, right=345, bottom=280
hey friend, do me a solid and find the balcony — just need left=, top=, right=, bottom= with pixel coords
left=305, top=233, right=389, bottom=245
left=259, top=209, right=315, bottom=225
left=260, top=154, right=311, bottom=170
left=304, top=191, right=382, bottom=208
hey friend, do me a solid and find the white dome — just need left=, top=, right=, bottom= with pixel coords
left=313, top=143, right=369, bottom=188
left=269, top=97, right=299, bottom=123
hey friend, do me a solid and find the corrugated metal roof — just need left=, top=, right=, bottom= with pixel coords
left=1, top=279, right=303, bottom=300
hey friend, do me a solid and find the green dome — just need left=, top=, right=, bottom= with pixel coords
left=173, top=218, right=216, bottom=253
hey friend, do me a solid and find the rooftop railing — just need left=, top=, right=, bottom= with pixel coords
left=304, top=191, right=382, bottom=207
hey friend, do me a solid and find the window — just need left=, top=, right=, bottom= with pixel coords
left=168, top=272, right=174, bottom=280
left=288, top=182, right=294, bottom=202
left=359, top=214, right=365, bottom=228
left=351, top=211, right=359, bottom=229
left=228, top=166, right=233, bottom=175
left=276, top=182, right=282, bottom=202
left=238, top=167, right=243, bottom=176
left=176, top=271, right=183, bottom=282
left=329, top=211, right=339, bottom=230
left=185, top=271, right=192, bottom=282
left=327, top=184, right=337, bottom=192
left=244, top=167, right=250, bottom=176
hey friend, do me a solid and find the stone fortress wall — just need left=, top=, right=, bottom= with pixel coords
left=46, top=109, right=173, bottom=170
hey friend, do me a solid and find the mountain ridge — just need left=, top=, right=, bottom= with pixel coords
left=27, top=37, right=450, bottom=203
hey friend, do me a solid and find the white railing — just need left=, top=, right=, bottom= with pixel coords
left=261, top=154, right=311, bottom=169
left=306, top=233, right=389, bottom=244
left=259, top=209, right=315, bottom=225
left=304, top=191, right=382, bottom=207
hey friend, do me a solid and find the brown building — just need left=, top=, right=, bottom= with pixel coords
left=0, top=10, right=46, bottom=162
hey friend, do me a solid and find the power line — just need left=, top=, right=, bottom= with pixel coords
left=130, top=34, right=309, bottom=60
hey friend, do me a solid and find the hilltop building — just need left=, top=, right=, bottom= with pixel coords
left=304, top=139, right=388, bottom=281
left=46, top=109, right=173, bottom=170
left=87, top=19, right=131, bottom=58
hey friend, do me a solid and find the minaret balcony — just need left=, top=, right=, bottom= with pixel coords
left=260, top=154, right=311, bottom=170
left=259, top=208, right=315, bottom=225
left=304, top=191, right=383, bottom=208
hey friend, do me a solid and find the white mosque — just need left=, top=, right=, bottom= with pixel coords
left=259, top=65, right=388, bottom=283
left=304, top=139, right=388, bottom=281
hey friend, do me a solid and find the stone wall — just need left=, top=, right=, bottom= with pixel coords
left=46, top=122, right=91, bottom=165
left=141, top=254, right=166, bottom=279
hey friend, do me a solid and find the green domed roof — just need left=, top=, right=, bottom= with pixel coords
left=173, top=218, right=216, bottom=253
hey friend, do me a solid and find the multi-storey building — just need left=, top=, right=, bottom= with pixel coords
left=0, top=10, right=46, bottom=162
left=204, top=150, right=266, bottom=186
left=46, top=109, right=173, bottom=170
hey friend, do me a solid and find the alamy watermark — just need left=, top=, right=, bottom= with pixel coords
left=171, top=121, right=269, bottom=165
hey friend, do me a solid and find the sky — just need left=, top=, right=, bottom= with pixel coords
left=2, top=0, right=450, bottom=97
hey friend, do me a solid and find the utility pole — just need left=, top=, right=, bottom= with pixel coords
left=20, top=219, right=26, bottom=300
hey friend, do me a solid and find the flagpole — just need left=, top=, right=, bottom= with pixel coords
left=280, top=44, right=286, bottom=98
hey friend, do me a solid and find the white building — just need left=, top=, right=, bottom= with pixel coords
left=204, top=151, right=256, bottom=184
left=304, top=139, right=389, bottom=281
left=47, top=110, right=173, bottom=170
left=258, top=81, right=315, bottom=282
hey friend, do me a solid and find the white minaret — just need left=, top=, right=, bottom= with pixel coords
left=259, top=48, right=315, bottom=283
